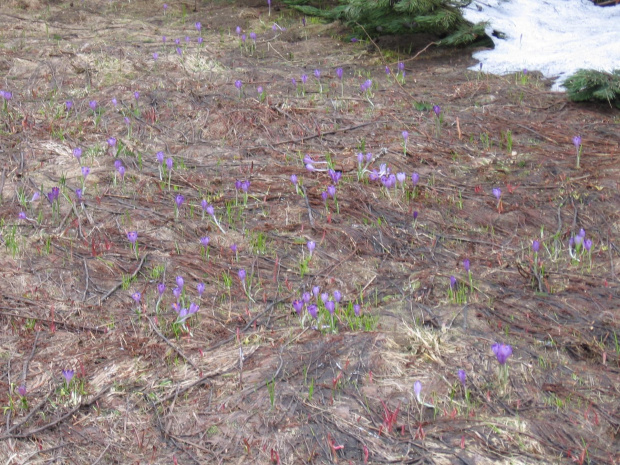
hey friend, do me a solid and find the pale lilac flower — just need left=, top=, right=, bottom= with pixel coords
left=176, top=47, right=182, bottom=55
left=175, top=194, right=184, bottom=207
left=301, top=74, right=307, bottom=84
left=413, top=380, right=422, bottom=402
left=131, top=292, right=141, bottom=303
left=450, top=276, right=457, bottom=289
left=385, top=66, right=390, bottom=75
left=176, top=276, right=184, bottom=289
left=89, top=100, right=97, bottom=110
left=492, top=188, right=502, bottom=200
left=312, top=286, right=320, bottom=297
left=411, top=172, right=419, bottom=185
left=198, top=37, right=203, bottom=45
left=117, top=165, right=126, bottom=178
left=235, top=80, right=242, bottom=90
left=107, top=137, right=116, bottom=147
left=236, top=26, right=241, bottom=35
left=200, top=236, right=210, bottom=247
left=17, top=385, right=26, bottom=397
left=195, top=22, right=201, bottom=32
left=156, top=151, right=164, bottom=164
left=463, top=258, right=470, bottom=272
left=189, top=302, right=199, bottom=314
left=241, top=34, right=246, bottom=43
left=30, top=192, right=40, bottom=202
left=320, top=292, right=329, bottom=303
left=302, top=292, right=311, bottom=303
left=584, top=239, right=592, bottom=251
left=238, top=269, right=246, bottom=281
left=65, top=100, right=73, bottom=110
left=157, top=283, right=166, bottom=295
left=333, top=290, right=342, bottom=302
left=321, top=191, right=328, bottom=202
left=111, top=98, right=117, bottom=107
left=402, top=130, right=409, bottom=141
left=127, top=231, right=138, bottom=243
left=73, top=147, right=82, bottom=160
left=290, top=174, right=298, bottom=185
left=573, top=135, right=581, bottom=149
left=173, top=287, right=182, bottom=300
left=433, top=105, right=441, bottom=117
left=396, top=173, right=406, bottom=184
left=458, top=369, right=466, bottom=387
left=532, top=240, right=540, bottom=253
left=166, top=158, right=173, bottom=170
left=336, top=68, right=343, bottom=79
left=292, top=300, right=303, bottom=316
left=75, top=188, right=83, bottom=201
left=197, top=283, right=205, bottom=296
left=81, top=166, right=90, bottom=179
left=353, top=304, right=361, bottom=317
left=18, top=211, right=27, bottom=220
left=153, top=52, right=158, bottom=60
left=134, top=91, right=139, bottom=100
left=327, top=185, right=336, bottom=198
left=325, top=300, right=335, bottom=315
left=307, top=240, right=316, bottom=254
left=250, top=32, right=257, bottom=42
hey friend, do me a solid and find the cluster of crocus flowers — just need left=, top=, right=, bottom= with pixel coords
left=568, top=228, right=593, bottom=264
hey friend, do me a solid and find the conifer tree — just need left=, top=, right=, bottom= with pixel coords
left=283, top=0, right=487, bottom=45
left=564, top=69, right=620, bottom=109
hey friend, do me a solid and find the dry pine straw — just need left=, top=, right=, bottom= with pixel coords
left=0, top=0, right=619, bottom=463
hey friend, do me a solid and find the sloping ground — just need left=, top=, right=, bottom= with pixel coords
left=0, top=1, right=618, bottom=464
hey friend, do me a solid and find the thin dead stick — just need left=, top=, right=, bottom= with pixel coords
left=82, top=257, right=90, bottom=302
left=300, top=186, right=316, bottom=228
left=0, top=385, right=111, bottom=440
left=100, top=252, right=148, bottom=304
left=20, top=331, right=40, bottom=388
left=5, top=392, right=53, bottom=435
left=259, top=121, right=385, bottom=148
left=145, top=315, right=199, bottom=372
left=90, top=444, right=111, bottom=465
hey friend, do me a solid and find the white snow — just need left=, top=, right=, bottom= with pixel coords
left=461, top=0, right=620, bottom=90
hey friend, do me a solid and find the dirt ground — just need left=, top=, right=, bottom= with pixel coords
left=0, top=0, right=618, bottom=463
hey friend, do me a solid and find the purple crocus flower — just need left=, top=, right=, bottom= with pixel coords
left=290, top=174, right=298, bottom=185
left=197, top=283, right=205, bottom=296
left=350, top=38, right=358, bottom=42
left=238, top=269, right=246, bottom=281
left=176, top=47, right=182, bottom=55
left=320, top=292, right=329, bottom=303
left=236, top=26, right=241, bottom=35
left=107, top=137, right=116, bottom=147
left=176, top=276, right=184, bottom=289
left=314, top=69, right=321, bottom=79
left=385, top=66, right=390, bottom=75
left=312, top=286, right=320, bottom=297
left=532, top=240, right=540, bottom=253
left=198, top=37, right=203, bottom=45
left=73, top=147, right=82, bottom=160
left=1, top=91, right=13, bottom=100
left=402, top=130, right=409, bottom=141
left=307, top=240, right=316, bottom=253
left=413, top=211, right=418, bottom=220
left=81, top=166, right=90, bottom=179
left=89, top=100, right=97, bottom=110
left=162, top=35, right=167, bottom=43
left=62, top=369, right=74, bottom=383
left=241, top=34, right=246, bottom=43
left=329, top=169, right=341, bottom=184
left=134, top=91, right=140, bottom=100
left=49, top=187, right=60, bottom=202
left=18, top=211, right=27, bottom=220
left=573, top=135, right=581, bottom=149
left=291, top=78, right=297, bottom=87
left=578, top=228, right=586, bottom=238
left=463, top=258, right=470, bottom=272
left=458, top=369, right=466, bottom=387
left=302, top=17, right=306, bottom=27
left=153, top=52, right=158, bottom=60
left=584, top=239, right=592, bottom=251
left=235, top=80, right=242, bottom=90
left=327, top=185, right=336, bottom=198
left=492, top=188, right=502, bottom=200
left=301, top=74, right=307, bottom=84
left=173, top=287, right=182, bottom=300
left=450, top=276, right=457, bottom=289
left=175, top=194, right=184, bottom=207
left=117, top=165, right=126, bottom=178
left=200, top=236, right=210, bottom=247
left=175, top=38, right=181, bottom=45
left=166, top=158, right=173, bottom=170
left=65, top=100, right=73, bottom=110
left=321, top=191, right=328, bottom=201
left=156, top=151, right=164, bottom=164
left=433, top=105, right=441, bottom=117
left=75, top=189, right=83, bottom=201
left=132, top=292, right=141, bottom=303
left=411, top=172, right=419, bottom=185
left=163, top=3, right=168, bottom=11
left=336, top=68, right=343, bottom=80
left=354, top=304, right=361, bottom=317
left=189, top=302, right=199, bottom=314
left=333, top=290, right=342, bottom=302
left=157, top=283, right=166, bottom=295
left=302, top=292, right=311, bottom=303
left=325, top=300, right=335, bottom=315
left=195, top=22, right=201, bottom=32
left=396, top=173, right=406, bottom=184
left=250, top=32, right=257, bottom=42
left=230, top=244, right=237, bottom=253
left=492, top=343, right=513, bottom=365
left=292, top=300, right=303, bottom=315
left=574, top=235, right=583, bottom=246
left=307, top=304, right=318, bottom=319
left=127, top=231, right=138, bottom=243
left=17, top=385, right=26, bottom=397
left=398, top=62, right=405, bottom=71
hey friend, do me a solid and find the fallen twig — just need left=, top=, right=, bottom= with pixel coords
left=100, top=252, right=148, bottom=304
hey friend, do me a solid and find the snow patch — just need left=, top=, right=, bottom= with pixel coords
left=461, top=0, right=620, bottom=91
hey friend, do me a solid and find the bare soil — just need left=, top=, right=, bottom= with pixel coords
left=0, top=0, right=619, bottom=464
